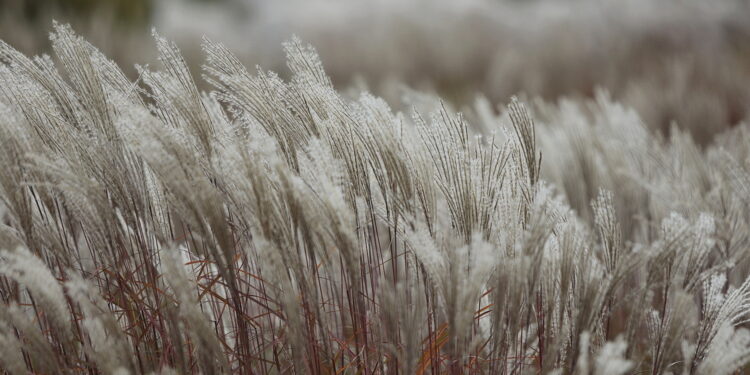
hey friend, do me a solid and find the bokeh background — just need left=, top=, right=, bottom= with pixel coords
left=2, top=0, right=750, bottom=142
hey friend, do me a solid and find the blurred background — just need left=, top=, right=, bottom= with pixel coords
left=2, top=0, right=749, bottom=142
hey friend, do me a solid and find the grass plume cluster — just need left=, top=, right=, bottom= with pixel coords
left=1, top=24, right=750, bottom=374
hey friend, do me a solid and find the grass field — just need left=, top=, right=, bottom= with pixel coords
left=1, top=4, right=750, bottom=374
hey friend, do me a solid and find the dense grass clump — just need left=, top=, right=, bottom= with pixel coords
left=1, top=24, right=750, bottom=374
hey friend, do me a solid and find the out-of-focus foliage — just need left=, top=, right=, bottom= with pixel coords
left=21, top=0, right=151, bottom=24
